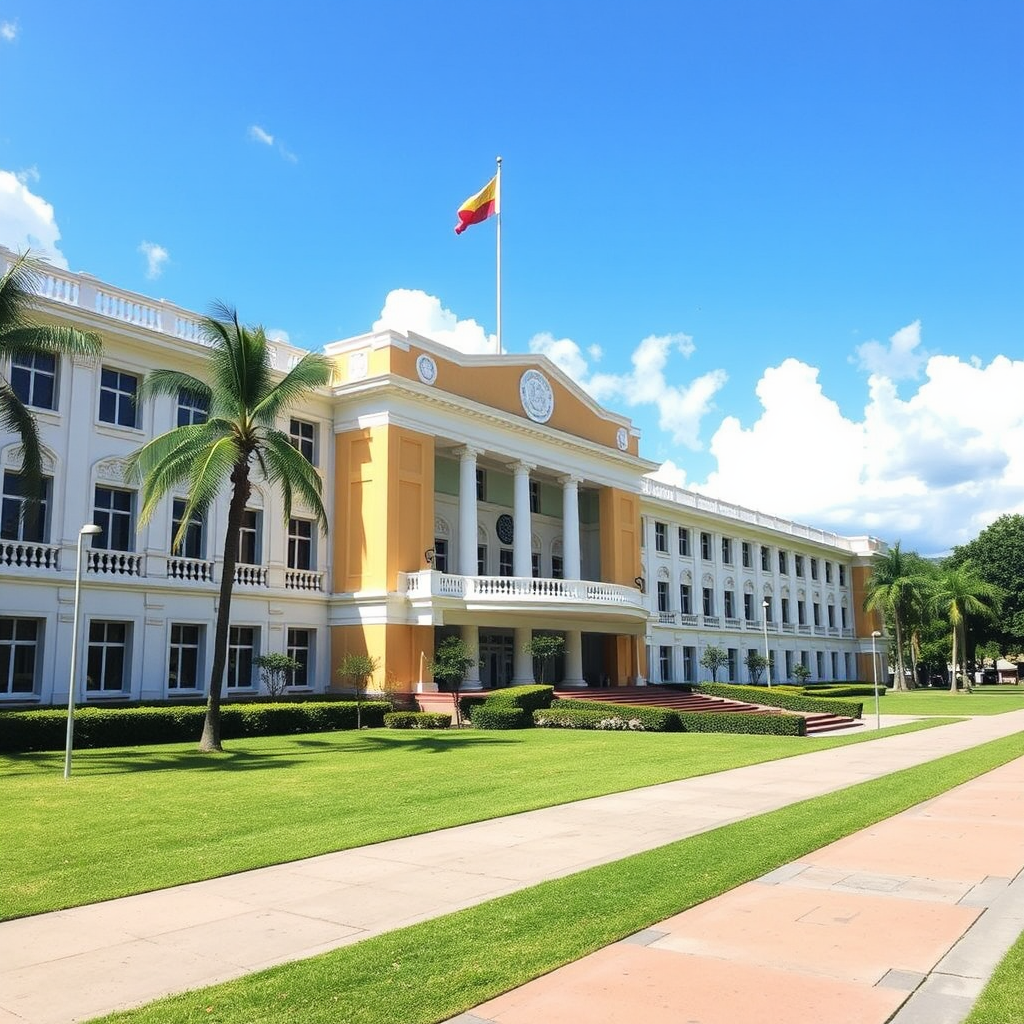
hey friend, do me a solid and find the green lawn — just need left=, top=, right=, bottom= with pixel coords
left=88, top=731, right=1024, bottom=1024
left=878, top=687, right=1024, bottom=716
left=965, top=924, right=1024, bottom=1024
left=2, top=719, right=948, bottom=920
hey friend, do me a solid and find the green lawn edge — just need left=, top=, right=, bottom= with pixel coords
left=964, top=924, right=1024, bottom=1024
left=89, top=729, right=1024, bottom=1024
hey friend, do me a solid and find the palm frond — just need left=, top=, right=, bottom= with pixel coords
left=124, top=423, right=226, bottom=484
left=252, top=352, right=333, bottom=424
left=263, top=430, right=327, bottom=529
left=1, top=324, right=103, bottom=358
left=168, top=441, right=240, bottom=549
left=0, top=382, right=43, bottom=500
left=136, top=368, right=211, bottom=404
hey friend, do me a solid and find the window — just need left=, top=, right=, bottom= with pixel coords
left=433, top=539, right=448, bottom=573
left=551, top=554, right=564, bottom=579
left=499, top=548, right=514, bottom=577
left=11, top=352, right=57, bottom=410
left=177, top=389, right=209, bottom=427
left=845, top=652, right=854, bottom=679
left=785, top=650, right=793, bottom=678
left=0, top=618, right=40, bottom=694
left=827, top=604, right=836, bottom=628
left=764, top=597, right=774, bottom=622
left=655, top=521, right=668, bottom=552
left=99, top=367, right=139, bottom=428
left=659, top=646, right=673, bottom=681
left=810, top=558, right=819, bottom=581
left=742, top=541, right=752, bottom=568
left=794, top=554, right=804, bottom=578
left=797, top=600, right=806, bottom=625
left=825, top=562, right=833, bottom=584
left=816, top=651, right=825, bottom=678
left=801, top=650, right=810, bottom=671
left=722, top=538, right=732, bottom=564
left=529, top=480, right=539, bottom=514
left=678, top=527, right=690, bottom=556
left=289, top=418, right=316, bottom=464
left=683, top=646, right=696, bottom=682
left=93, top=487, right=134, bottom=551
left=781, top=597, right=790, bottom=623
left=288, top=518, right=314, bottom=570
left=657, top=580, right=670, bottom=613
left=761, top=545, right=771, bottom=571
left=476, top=467, right=487, bottom=501
left=480, top=545, right=492, bottom=576
left=701, top=532, right=712, bottom=560
left=724, top=590, right=735, bottom=617
left=778, top=551, right=788, bottom=574
left=839, top=565, right=847, bottom=587
left=168, top=624, right=202, bottom=690
left=238, top=510, right=262, bottom=564
left=680, top=583, right=692, bottom=614
left=2, top=472, right=50, bottom=542
left=227, top=626, right=257, bottom=688
left=287, top=628, right=313, bottom=688
left=727, top=648, right=738, bottom=681
left=87, top=621, right=129, bottom=693
left=702, top=587, right=714, bottom=616
left=531, top=552, right=541, bottom=578
left=831, top=651, right=839, bottom=678
left=841, top=606, right=848, bottom=628
left=813, top=603, right=821, bottom=627
left=171, top=499, right=204, bottom=559
left=743, top=593, right=754, bottom=621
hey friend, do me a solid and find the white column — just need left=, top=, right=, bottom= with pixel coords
left=559, top=474, right=582, bottom=579
left=513, top=625, right=534, bottom=684
left=563, top=628, right=585, bottom=688
left=512, top=461, right=534, bottom=578
left=462, top=624, right=482, bottom=690
left=457, top=447, right=481, bottom=577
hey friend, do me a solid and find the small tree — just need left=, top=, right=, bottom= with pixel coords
left=429, top=636, right=476, bottom=726
left=744, top=652, right=769, bottom=685
left=525, top=633, right=565, bottom=684
left=336, top=652, right=380, bottom=729
left=792, top=662, right=812, bottom=684
left=254, top=653, right=302, bottom=697
left=700, top=645, right=729, bottom=683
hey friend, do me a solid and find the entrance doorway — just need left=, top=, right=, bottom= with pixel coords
left=479, top=631, right=514, bottom=689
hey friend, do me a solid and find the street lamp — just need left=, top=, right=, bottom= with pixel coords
left=762, top=599, right=772, bottom=688
left=871, top=629, right=882, bottom=731
left=64, top=523, right=102, bottom=780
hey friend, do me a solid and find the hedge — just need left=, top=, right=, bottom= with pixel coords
left=802, top=685, right=878, bottom=698
left=0, top=701, right=391, bottom=752
left=482, top=685, right=554, bottom=713
left=697, top=683, right=863, bottom=719
left=677, top=711, right=805, bottom=736
left=550, top=698, right=680, bottom=732
left=535, top=708, right=650, bottom=730
left=383, top=711, right=452, bottom=729
left=470, top=705, right=532, bottom=730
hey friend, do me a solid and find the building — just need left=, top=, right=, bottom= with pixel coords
left=0, top=247, right=886, bottom=705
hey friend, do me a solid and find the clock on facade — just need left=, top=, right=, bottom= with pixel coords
left=496, top=513, right=515, bottom=545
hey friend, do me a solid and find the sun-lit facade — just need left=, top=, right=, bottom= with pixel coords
left=0, top=247, right=885, bottom=704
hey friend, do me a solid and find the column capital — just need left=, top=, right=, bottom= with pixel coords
left=454, top=445, right=484, bottom=462
left=557, top=473, right=582, bottom=487
left=510, top=460, right=536, bottom=475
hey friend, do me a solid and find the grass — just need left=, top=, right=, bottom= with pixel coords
left=877, top=688, right=1024, bottom=716
left=87, top=730, right=1024, bottom=1024
left=964, top=925, right=1024, bottom=1024
left=2, top=718, right=950, bottom=920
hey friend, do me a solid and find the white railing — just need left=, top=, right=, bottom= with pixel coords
left=842, top=628, right=854, bottom=638
left=679, top=613, right=699, bottom=626
left=724, top=617, right=741, bottom=629
left=814, top=625, right=827, bottom=636
left=658, top=611, right=677, bottom=624
left=0, top=541, right=61, bottom=570
left=167, top=557, right=215, bottom=583
left=86, top=550, right=144, bottom=577
left=798, top=624, right=812, bottom=635
left=234, top=565, right=269, bottom=587
left=702, top=615, right=720, bottom=628
left=782, top=622, right=795, bottom=633
left=285, top=569, right=324, bottom=591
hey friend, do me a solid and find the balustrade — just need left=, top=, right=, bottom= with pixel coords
left=167, top=557, right=214, bottom=583
left=234, top=565, right=269, bottom=587
left=87, top=550, right=144, bottom=577
left=0, top=541, right=60, bottom=570
left=285, top=569, right=324, bottom=591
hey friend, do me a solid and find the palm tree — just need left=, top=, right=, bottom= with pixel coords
left=930, top=562, right=1002, bottom=693
left=126, top=304, right=332, bottom=751
left=1, top=252, right=101, bottom=502
left=864, top=542, right=929, bottom=691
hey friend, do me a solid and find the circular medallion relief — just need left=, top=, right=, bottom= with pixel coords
left=416, top=354, right=438, bottom=386
left=519, top=369, right=554, bottom=423
left=616, top=427, right=629, bottom=451
left=496, top=513, right=515, bottom=545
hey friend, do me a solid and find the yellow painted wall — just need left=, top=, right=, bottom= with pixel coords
left=602, top=634, right=644, bottom=686
left=851, top=564, right=882, bottom=637
left=598, top=487, right=641, bottom=586
left=330, top=623, right=435, bottom=690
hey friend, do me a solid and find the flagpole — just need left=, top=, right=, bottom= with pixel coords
left=495, top=155, right=502, bottom=356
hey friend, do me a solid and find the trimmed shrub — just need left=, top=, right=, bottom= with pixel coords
left=535, top=708, right=648, bottom=730
left=536, top=705, right=806, bottom=736
left=677, top=711, right=806, bottom=736
left=697, top=683, right=863, bottom=719
left=800, top=685, right=878, bottom=698
left=483, top=685, right=554, bottom=713
left=456, top=694, right=489, bottom=720
left=549, top=698, right=680, bottom=732
left=471, top=705, right=531, bottom=730
left=383, top=711, right=452, bottom=729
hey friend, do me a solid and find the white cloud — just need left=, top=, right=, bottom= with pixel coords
left=248, top=125, right=274, bottom=146
left=854, top=319, right=929, bottom=379
left=374, top=289, right=496, bottom=354
left=699, top=339, right=1024, bottom=554
left=266, top=328, right=290, bottom=344
left=647, top=460, right=688, bottom=489
left=0, top=169, right=67, bottom=267
left=138, top=240, right=169, bottom=279
left=15, top=166, right=39, bottom=185
left=1, top=21, right=17, bottom=42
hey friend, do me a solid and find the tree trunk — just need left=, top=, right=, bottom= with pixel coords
left=892, top=616, right=908, bottom=691
left=200, top=463, right=251, bottom=753
left=949, top=625, right=959, bottom=693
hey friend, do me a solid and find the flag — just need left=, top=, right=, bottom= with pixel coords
left=454, top=175, right=499, bottom=235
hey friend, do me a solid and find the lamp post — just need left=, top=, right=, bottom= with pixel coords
left=762, top=599, right=772, bottom=688
left=64, top=523, right=102, bottom=780
left=871, top=629, right=882, bottom=731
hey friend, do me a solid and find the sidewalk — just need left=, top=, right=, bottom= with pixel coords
left=3, top=711, right=1023, bottom=1024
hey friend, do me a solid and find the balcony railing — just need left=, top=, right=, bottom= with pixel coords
left=0, top=541, right=60, bottom=570
left=87, top=550, right=144, bottom=577
left=680, top=613, right=698, bottom=626
left=234, top=565, right=269, bottom=587
left=285, top=569, right=324, bottom=591
left=658, top=611, right=677, bottom=624
left=702, top=615, right=720, bottom=628
left=782, top=622, right=795, bottom=633
left=724, top=617, right=742, bottom=629
left=168, top=556, right=215, bottom=582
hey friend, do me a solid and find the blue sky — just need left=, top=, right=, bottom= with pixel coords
left=1, top=1, right=1022, bottom=555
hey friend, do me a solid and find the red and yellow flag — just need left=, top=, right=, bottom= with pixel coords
left=454, top=175, right=499, bottom=235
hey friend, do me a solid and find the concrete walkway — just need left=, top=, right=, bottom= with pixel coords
left=3, top=711, right=1023, bottom=1024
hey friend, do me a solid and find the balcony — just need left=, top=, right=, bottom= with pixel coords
left=87, top=550, right=145, bottom=577
left=285, top=568, right=324, bottom=592
left=0, top=541, right=60, bottom=571
left=234, top=565, right=269, bottom=587
left=658, top=611, right=677, bottom=625
left=168, top=556, right=215, bottom=582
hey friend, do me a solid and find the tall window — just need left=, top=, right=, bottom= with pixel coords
left=433, top=538, right=448, bottom=573
left=168, top=624, right=202, bottom=690
left=87, top=621, right=129, bottom=692
left=743, top=593, right=754, bottom=621
left=479, top=545, right=491, bottom=575
left=288, top=518, right=314, bottom=570
left=795, top=554, right=804, bottom=578
left=827, top=604, right=836, bottom=628
left=171, top=499, right=204, bottom=559
left=0, top=618, right=40, bottom=694
left=11, top=352, right=58, bottom=410
left=778, top=551, right=788, bottom=575
left=475, top=468, right=487, bottom=501
left=657, top=580, right=670, bottom=613
left=2, top=472, right=50, bottom=542
left=679, top=583, right=692, bottom=614
left=655, top=522, right=668, bottom=552
left=839, top=565, right=847, bottom=587
left=531, top=552, right=541, bottom=578
left=177, top=389, right=209, bottom=426
left=227, top=626, right=257, bottom=688
left=702, top=587, right=714, bottom=616
left=761, top=545, right=771, bottom=571
left=831, top=651, right=839, bottom=678
left=845, top=652, right=853, bottom=678
left=742, top=541, right=751, bottom=568
left=785, top=650, right=794, bottom=678
left=529, top=480, right=540, bottom=513
left=721, top=538, right=732, bottom=564
left=678, top=527, right=690, bottom=556
left=289, top=419, right=316, bottom=464
left=701, top=532, right=712, bottom=560
left=93, top=487, right=134, bottom=551
left=812, top=602, right=821, bottom=626
left=99, top=368, right=139, bottom=428
left=659, top=646, right=673, bottom=681
left=724, top=590, right=735, bottom=617
left=551, top=554, right=564, bottom=579
left=825, top=562, right=833, bottom=584
left=498, top=548, right=512, bottom=576
left=683, top=646, right=696, bottom=682
left=816, top=651, right=825, bottom=678
left=238, top=509, right=261, bottom=564
left=781, top=597, right=790, bottom=623
left=287, top=628, right=313, bottom=687
left=797, top=600, right=806, bottom=625
left=727, top=648, right=738, bottom=681
left=810, top=558, right=819, bottom=581
left=841, top=606, right=848, bottom=628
